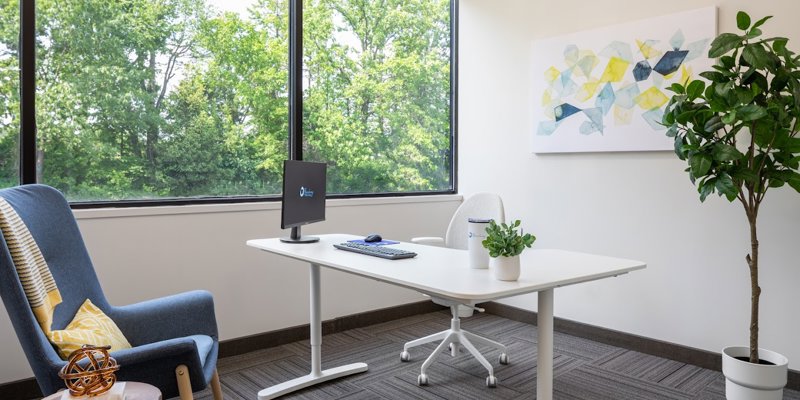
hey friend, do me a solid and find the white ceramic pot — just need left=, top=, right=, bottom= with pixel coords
left=490, top=255, right=520, bottom=281
left=722, top=346, right=788, bottom=400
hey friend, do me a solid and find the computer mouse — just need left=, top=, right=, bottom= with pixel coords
left=364, top=234, right=383, bottom=243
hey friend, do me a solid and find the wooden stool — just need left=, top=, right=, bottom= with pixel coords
left=42, top=382, right=162, bottom=400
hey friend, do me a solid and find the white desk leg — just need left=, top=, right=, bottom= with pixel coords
left=537, top=289, right=554, bottom=400
left=258, top=263, right=368, bottom=400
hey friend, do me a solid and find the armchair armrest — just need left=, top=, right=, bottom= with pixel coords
left=411, top=237, right=445, bottom=247
left=107, top=290, right=218, bottom=346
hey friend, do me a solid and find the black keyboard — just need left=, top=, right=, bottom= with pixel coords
left=333, top=242, right=417, bottom=260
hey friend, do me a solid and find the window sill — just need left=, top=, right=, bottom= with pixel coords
left=73, top=194, right=463, bottom=220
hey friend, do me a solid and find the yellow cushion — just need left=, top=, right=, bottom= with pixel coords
left=48, top=299, right=132, bottom=359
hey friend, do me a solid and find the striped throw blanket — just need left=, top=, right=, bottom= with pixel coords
left=0, top=197, right=63, bottom=335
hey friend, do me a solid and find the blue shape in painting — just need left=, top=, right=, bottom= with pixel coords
left=580, top=121, right=600, bottom=135
left=653, top=50, right=689, bottom=75
left=642, top=108, right=666, bottom=131
left=684, top=38, right=711, bottom=63
left=582, top=107, right=604, bottom=134
left=600, top=41, right=633, bottom=63
left=554, top=103, right=582, bottom=122
left=596, top=83, right=615, bottom=116
left=537, top=121, right=560, bottom=136
left=670, top=30, right=685, bottom=50
left=632, top=60, right=652, bottom=81
left=560, top=67, right=573, bottom=86
left=614, top=83, right=641, bottom=109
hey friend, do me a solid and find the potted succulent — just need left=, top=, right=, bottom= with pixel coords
left=481, top=220, right=536, bottom=281
left=662, top=11, right=800, bottom=399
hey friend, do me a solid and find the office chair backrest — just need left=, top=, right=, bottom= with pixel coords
left=445, top=193, right=505, bottom=250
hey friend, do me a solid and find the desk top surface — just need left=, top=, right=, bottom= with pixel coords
left=247, top=234, right=646, bottom=302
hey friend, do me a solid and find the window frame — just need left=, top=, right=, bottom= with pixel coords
left=17, top=0, right=458, bottom=208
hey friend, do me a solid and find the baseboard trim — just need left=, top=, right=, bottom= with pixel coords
left=481, top=301, right=800, bottom=391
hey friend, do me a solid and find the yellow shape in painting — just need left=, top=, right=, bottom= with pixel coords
left=636, top=39, right=663, bottom=60
left=541, top=89, right=553, bottom=107
left=577, top=80, right=601, bottom=102
left=544, top=67, right=560, bottom=83
left=635, top=86, right=669, bottom=110
left=614, top=105, right=633, bottom=125
left=600, top=57, right=630, bottom=83
left=680, top=64, right=693, bottom=85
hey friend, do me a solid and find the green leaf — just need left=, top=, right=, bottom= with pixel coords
left=788, top=171, right=800, bottom=193
left=713, top=143, right=744, bottom=161
left=699, top=71, right=727, bottom=83
left=743, top=44, right=771, bottom=69
left=709, top=33, right=742, bottom=58
left=751, top=15, right=773, bottom=30
left=737, top=11, right=751, bottom=31
left=773, top=38, right=788, bottom=53
left=686, top=80, right=705, bottom=99
left=690, top=153, right=713, bottom=177
left=721, top=111, right=737, bottom=125
left=737, top=104, right=767, bottom=121
left=668, top=83, right=685, bottom=94
left=699, top=179, right=715, bottom=202
left=715, top=173, right=739, bottom=201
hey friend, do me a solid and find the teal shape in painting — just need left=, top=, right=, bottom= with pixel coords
left=596, top=83, right=616, bottom=116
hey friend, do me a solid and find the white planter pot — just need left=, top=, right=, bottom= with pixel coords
left=722, top=346, right=788, bottom=400
left=490, top=255, right=520, bottom=281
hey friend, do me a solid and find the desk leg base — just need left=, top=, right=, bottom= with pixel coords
left=257, top=363, right=368, bottom=400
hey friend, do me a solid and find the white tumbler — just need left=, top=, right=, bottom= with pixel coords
left=467, top=218, right=492, bottom=269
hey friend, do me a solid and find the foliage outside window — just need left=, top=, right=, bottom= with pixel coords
left=0, top=0, right=19, bottom=189
left=1, top=0, right=454, bottom=203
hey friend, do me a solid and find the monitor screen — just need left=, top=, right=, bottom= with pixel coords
left=281, top=160, right=327, bottom=230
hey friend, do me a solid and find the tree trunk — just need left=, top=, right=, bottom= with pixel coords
left=747, top=213, right=760, bottom=364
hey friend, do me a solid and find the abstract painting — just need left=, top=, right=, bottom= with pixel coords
left=531, top=7, right=716, bottom=153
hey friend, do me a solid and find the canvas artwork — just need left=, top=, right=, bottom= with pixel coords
left=531, top=7, right=717, bottom=153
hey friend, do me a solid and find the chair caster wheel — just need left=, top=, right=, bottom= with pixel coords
left=499, top=353, right=509, bottom=365
left=400, top=351, right=411, bottom=362
left=486, top=375, right=497, bottom=388
left=418, top=374, right=429, bottom=386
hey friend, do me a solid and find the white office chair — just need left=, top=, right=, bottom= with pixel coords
left=403, top=192, right=508, bottom=388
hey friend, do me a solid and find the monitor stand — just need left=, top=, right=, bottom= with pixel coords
left=281, top=227, right=320, bottom=244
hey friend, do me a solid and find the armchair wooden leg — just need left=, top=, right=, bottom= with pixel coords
left=175, top=364, right=194, bottom=400
left=211, top=369, right=223, bottom=400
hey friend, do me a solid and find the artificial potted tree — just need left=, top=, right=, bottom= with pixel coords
left=482, top=220, right=536, bottom=281
left=662, top=11, right=800, bottom=400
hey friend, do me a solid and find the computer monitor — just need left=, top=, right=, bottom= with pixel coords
left=280, top=160, right=327, bottom=243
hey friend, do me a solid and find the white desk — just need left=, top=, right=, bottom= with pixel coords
left=247, top=234, right=645, bottom=400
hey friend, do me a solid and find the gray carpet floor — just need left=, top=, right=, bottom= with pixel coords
left=186, top=311, right=800, bottom=399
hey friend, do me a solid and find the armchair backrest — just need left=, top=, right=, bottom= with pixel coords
left=444, top=193, right=505, bottom=250
left=0, top=184, right=110, bottom=393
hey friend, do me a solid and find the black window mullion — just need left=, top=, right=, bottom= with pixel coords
left=288, top=0, right=303, bottom=161
left=19, top=0, right=36, bottom=184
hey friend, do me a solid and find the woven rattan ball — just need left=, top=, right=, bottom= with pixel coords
left=58, top=345, right=120, bottom=397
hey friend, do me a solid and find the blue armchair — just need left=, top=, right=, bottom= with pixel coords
left=0, top=185, right=222, bottom=400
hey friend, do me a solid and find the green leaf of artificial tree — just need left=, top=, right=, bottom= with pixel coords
left=690, top=153, right=713, bottom=177
left=715, top=173, right=739, bottom=201
left=737, top=11, right=751, bottom=31
left=737, top=104, right=768, bottom=121
left=687, top=80, right=706, bottom=99
left=713, top=143, right=744, bottom=161
left=709, top=33, right=743, bottom=58
left=750, top=15, right=773, bottom=30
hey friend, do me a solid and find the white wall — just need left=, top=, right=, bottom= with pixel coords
left=460, top=0, right=800, bottom=368
left=0, top=197, right=460, bottom=384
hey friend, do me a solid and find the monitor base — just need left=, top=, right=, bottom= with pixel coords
left=280, top=236, right=320, bottom=244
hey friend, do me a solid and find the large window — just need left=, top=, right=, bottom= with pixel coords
left=7, top=0, right=455, bottom=205
left=0, top=0, right=19, bottom=189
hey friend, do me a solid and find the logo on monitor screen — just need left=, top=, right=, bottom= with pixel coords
left=299, top=186, right=315, bottom=198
